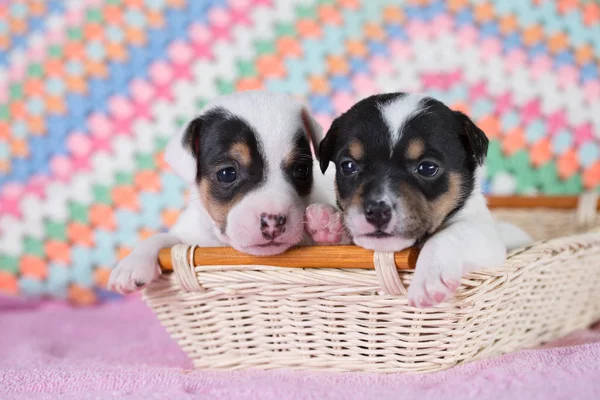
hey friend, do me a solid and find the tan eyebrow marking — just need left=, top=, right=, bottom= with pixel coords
left=349, top=140, right=364, bottom=160
left=406, top=138, right=425, bottom=160
left=229, top=142, right=252, bottom=167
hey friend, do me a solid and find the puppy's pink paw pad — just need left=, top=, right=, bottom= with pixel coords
left=318, top=210, right=331, bottom=225
left=313, top=231, right=334, bottom=243
left=419, top=298, right=432, bottom=307
left=443, top=279, right=460, bottom=291
left=433, top=292, right=445, bottom=303
left=326, top=232, right=342, bottom=243
left=306, top=204, right=335, bottom=227
left=305, top=204, right=345, bottom=245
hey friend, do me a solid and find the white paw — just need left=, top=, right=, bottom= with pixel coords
left=305, top=203, right=347, bottom=244
left=107, top=250, right=161, bottom=295
left=407, top=243, right=463, bottom=308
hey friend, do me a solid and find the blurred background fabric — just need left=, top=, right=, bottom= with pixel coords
left=0, top=0, right=599, bottom=304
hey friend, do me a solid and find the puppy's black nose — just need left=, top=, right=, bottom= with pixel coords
left=260, top=213, right=287, bottom=240
left=364, top=201, right=392, bottom=229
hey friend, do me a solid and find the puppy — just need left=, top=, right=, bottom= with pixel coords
left=108, top=90, right=335, bottom=294
left=306, top=93, right=511, bottom=307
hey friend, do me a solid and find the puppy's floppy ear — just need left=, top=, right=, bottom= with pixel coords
left=318, top=117, right=340, bottom=173
left=301, top=107, right=324, bottom=160
left=454, top=111, right=489, bottom=166
left=164, top=117, right=203, bottom=184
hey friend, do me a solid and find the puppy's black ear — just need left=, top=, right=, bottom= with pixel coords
left=454, top=111, right=489, bottom=166
left=182, top=117, right=203, bottom=158
left=182, top=117, right=204, bottom=181
left=165, top=116, right=204, bottom=184
left=319, top=118, right=340, bottom=173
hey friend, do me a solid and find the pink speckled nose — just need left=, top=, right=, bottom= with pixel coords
left=260, top=213, right=287, bottom=240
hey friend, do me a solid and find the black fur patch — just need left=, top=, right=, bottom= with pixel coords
left=454, top=110, right=489, bottom=167
left=282, top=130, right=314, bottom=197
left=183, top=107, right=266, bottom=202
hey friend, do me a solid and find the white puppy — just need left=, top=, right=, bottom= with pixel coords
left=108, top=91, right=335, bottom=294
left=305, top=93, right=532, bottom=307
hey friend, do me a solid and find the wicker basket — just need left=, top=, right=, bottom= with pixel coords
left=143, top=195, right=600, bottom=373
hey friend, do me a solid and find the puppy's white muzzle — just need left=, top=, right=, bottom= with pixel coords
left=224, top=186, right=307, bottom=256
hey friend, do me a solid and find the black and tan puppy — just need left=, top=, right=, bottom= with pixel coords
left=306, top=93, right=515, bottom=307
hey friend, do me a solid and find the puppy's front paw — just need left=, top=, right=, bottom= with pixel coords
left=305, top=203, right=347, bottom=245
left=107, top=251, right=161, bottom=294
left=407, top=244, right=463, bottom=308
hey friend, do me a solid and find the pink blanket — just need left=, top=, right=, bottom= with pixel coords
left=1, top=297, right=599, bottom=400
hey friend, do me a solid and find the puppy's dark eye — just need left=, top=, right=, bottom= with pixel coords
left=416, top=161, right=439, bottom=177
left=292, top=164, right=310, bottom=180
left=340, top=160, right=358, bottom=176
left=216, top=167, right=237, bottom=183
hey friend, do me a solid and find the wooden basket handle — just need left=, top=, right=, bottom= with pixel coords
left=157, top=195, right=598, bottom=272
left=158, top=245, right=420, bottom=272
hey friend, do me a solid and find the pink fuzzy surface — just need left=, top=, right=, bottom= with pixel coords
left=1, top=295, right=599, bottom=400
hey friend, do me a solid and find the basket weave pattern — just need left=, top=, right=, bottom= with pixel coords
left=143, top=208, right=600, bottom=373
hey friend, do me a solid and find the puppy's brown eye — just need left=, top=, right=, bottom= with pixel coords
left=340, top=160, right=358, bottom=176
left=292, top=164, right=310, bottom=180
left=216, top=167, right=237, bottom=183
left=416, top=161, right=439, bottom=177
